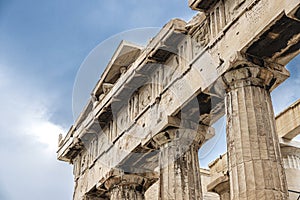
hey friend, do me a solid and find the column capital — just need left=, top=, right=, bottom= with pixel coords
left=104, top=174, right=156, bottom=192
left=222, top=52, right=289, bottom=92
left=151, top=124, right=212, bottom=149
left=94, top=168, right=158, bottom=200
left=98, top=169, right=158, bottom=192
left=222, top=66, right=274, bottom=91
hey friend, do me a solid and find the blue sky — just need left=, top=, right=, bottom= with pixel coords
left=0, top=1, right=299, bottom=200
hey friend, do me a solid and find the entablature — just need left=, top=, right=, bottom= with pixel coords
left=58, top=0, right=300, bottom=197
left=57, top=18, right=188, bottom=162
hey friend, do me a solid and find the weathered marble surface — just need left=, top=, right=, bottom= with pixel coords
left=57, top=0, right=300, bottom=199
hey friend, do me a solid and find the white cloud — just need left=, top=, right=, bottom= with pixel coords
left=0, top=66, right=73, bottom=200
left=23, top=106, right=66, bottom=152
left=0, top=67, right=66, bottom=152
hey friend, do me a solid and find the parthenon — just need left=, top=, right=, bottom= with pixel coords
left=57, top=0, right=300, bottom=199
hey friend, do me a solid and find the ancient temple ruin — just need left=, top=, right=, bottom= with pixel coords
left=57, top=0, right=300, bottom=199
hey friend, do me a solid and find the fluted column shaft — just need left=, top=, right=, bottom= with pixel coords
left=223, top=66, right=288, bottom=200
left=160, top=141, right=202, bottom=200
left=110, top=184, right=144, bottom=200
left=153, top=125, right=209, bottom=200
left=103, top=173, right=153, bottom=200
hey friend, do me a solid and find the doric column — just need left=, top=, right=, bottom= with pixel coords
left=110, top=184, right=144, bottom=200
left=223, top=64, right=288, bottom=199
left=102, top=171, right=156, bottom=200
left=152, top=125, right=210, bottom=200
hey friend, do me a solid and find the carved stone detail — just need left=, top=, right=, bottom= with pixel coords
left=88, top=137, right=98, bottom=167
left=108, top=175, right=146, bottom=200
left=120, top=67, right=127, bottom=75
left=225, top=0, right=248, bottom=22
left=139, top=84, right=152, bottom=111
left=102, top=171, right=157, bottom=200
left=194, top=20, right=210, bottom=50
left=223, top=66, right=275, bottom=91
left=209, top=1, right=226, bottom=39
left=73, top=155, right=81, bottom=180
left=80, top=152, right=88, bottom=174
left=103, top=83, right=114, bottom=94
left=110, top=185, right=144, bottom=200
left=188, top=13, right=210, bottom=56
left=57, top=0, right=300, bottom=199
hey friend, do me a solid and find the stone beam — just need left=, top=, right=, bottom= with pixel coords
left=59, top=0, right=300, bottom=163
left=207, top=153, right=229, bottom=200
left=207, top=176, right=230, bottom=200
left=57, top=0, right=300, bottom=199
left=197, top=0, right=300, bottom=68
left=276, top=99, right=300, bottom=140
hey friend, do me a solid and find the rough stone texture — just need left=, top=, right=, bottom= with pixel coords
left=161, top=142, right=202, bottom=199
left=107, top=175, right=146, bottom=200
left=208, top=154, right=228, bottom=183
left=159, top=143, right=202, bottom=200
left=145, top=180, right=159, bottom=200
left=207, top=154, right=229, bottom=200
left=208, top=176, right=230, bottom=200
left=224, top=65, right=288, bottom=199
left=151, top=126, right=207, bottom=200
left=144, top=169, right=220, bottom=200
left=110, top=185, right=144, bottom=200
left=57, top=0, right=300, bottom=199
left=200, top=169, right=220, bottom=200
left=206, top=142, right=300, bottom=200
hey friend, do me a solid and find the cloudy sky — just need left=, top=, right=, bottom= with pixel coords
left=0, top=1, right=299, bottom=199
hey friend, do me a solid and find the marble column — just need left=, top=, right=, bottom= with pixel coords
left=153, top=125, right=209, bottom=200
left=223, top=65, right=288, bottom=199
left=104, top=174, right=153, bottom=200
left=110, top=185, right=144, bottom=200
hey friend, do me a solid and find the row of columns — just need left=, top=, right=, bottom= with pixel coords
left=89, top=60, right=289, bottom=200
